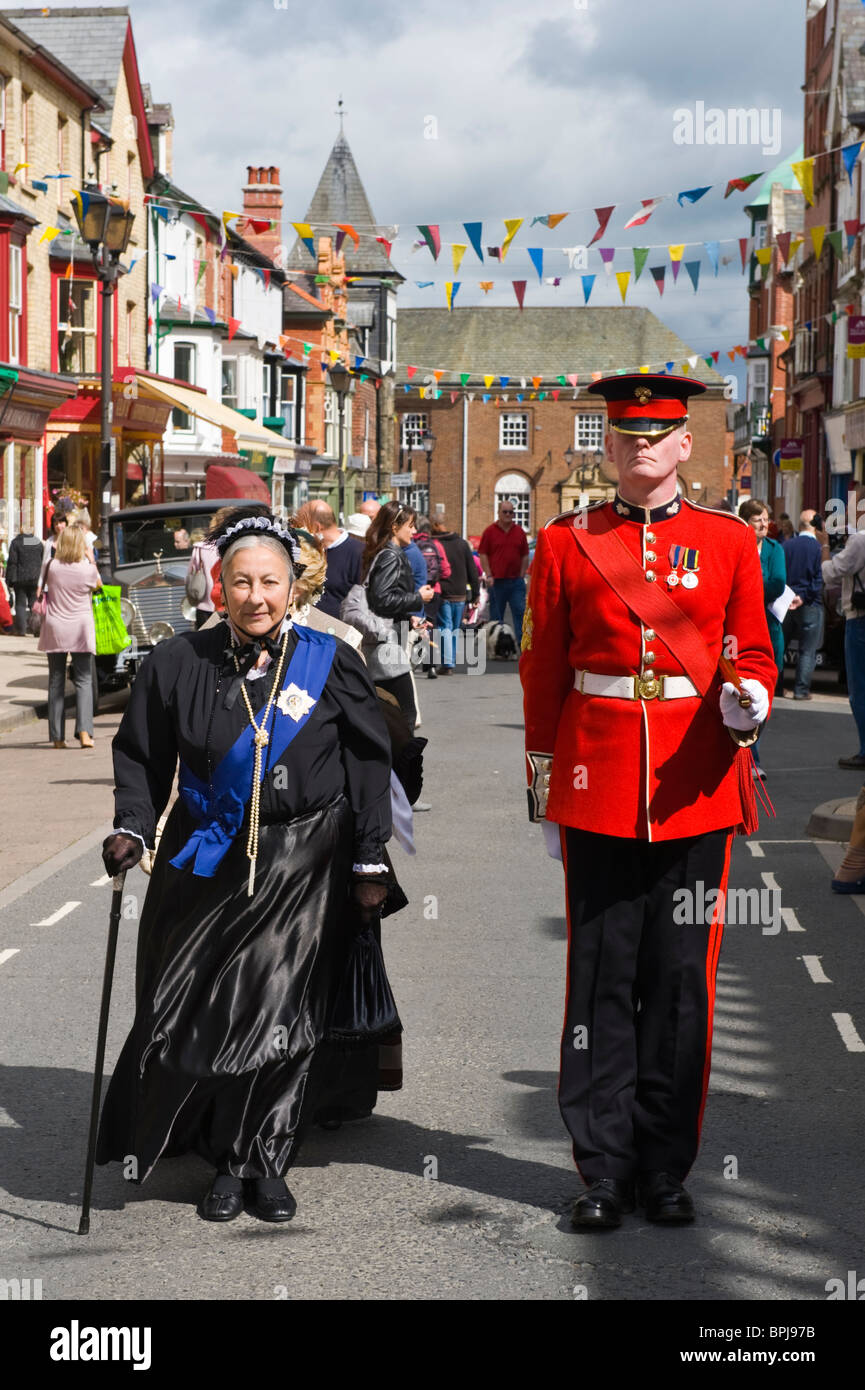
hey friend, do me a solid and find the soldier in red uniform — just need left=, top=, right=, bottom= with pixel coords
left=520, top=374, right=777, bottom=1230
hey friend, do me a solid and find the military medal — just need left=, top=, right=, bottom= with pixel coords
left=667, top=543, right=682, bottom=588
left=666, top=572, right=679, bottom=588
left=681, top=547, right=700, bottom=589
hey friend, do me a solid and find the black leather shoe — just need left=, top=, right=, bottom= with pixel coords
left=571, top=1178, right=635, bottom=1230
left=245, top=1178, right=297, bottom=1223
left=637, top=1171, right=695, bottom=1223
left=197, top=1175, right=244, bottom=1222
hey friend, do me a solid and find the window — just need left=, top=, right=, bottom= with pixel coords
left=222, top=358, right=238, bottom=410
left=261, top=362, right=271, bottom=419
left=324, top=386, right=338, bottom=457
left=494, top=473, right=531, bottom=532
left=0, top=75, right=6, bottom=171
left=172, top=343, right=195, bottom=430
left=280, top=368, right=296, bottom=439
left=20, top=89, right=31, bottom=172
left=401, top=412, right=428, bottom=448
left=125, top=302, right=135, bottom=367
left=575, top=412, right=605, bottom=450
left=499, top=412, right=529, bottom=450
left=58, top=278, right=97, bottom=373
left=8, top=244, right=22, bottom=364
left=57, top=116, right=68, bottom=177
left=755, top=220, right=768, bottom=250
left=749, top=358, right=769, bottom=407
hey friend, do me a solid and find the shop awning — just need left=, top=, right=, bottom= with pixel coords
left=135, top=377, right=296, bottom=458
left=205, top=465, right=272, bottom=505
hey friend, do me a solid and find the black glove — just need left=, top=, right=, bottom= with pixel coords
left=351, top=878, right=388, bottom=924
left=102, top=832, right=143, bottom=877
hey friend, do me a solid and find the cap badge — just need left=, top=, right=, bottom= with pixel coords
left=635, top=386, right=653, bottom=404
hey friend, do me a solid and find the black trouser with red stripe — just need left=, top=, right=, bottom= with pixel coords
left=558, top=825, right=733, bottom=1183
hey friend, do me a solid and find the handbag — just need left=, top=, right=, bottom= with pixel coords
left=327, top=923, right=402, bottom=1045
left=339, top=551, right=392, bottom=642
left=185, top=544, right=208, bottom=605
left=851, top=571, right=865, bottom=613
left=92, top=584, right=132, bottom=656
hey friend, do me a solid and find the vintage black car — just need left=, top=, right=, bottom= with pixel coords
left=100, top=497, right=268, bottom=693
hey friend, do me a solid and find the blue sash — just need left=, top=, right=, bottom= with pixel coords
left=170, top=626, right=337, bottom=877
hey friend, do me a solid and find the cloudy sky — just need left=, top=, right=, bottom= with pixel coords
left=13, top=0, right=807, bottom=374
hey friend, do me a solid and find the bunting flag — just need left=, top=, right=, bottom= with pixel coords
left=551, top=389, right=560, bottom=401
left=616, top=270, right=630, bottom=302
left=567, top=374, right=579, bottom=387
left=827, top=229, right=844, bottom=258
left=333, top=222, right=359, bottom=247
left=842, top=142, right=863, bottom=187
left=623, top=197, right=667, bottom=229
left=528, top=247, right=544, bottom=282
left=487, top=247, right=502, bottom=260
left=776, top=231, right=792, bottom=264
left=451, top=243, right=467, bottom=275
left=724, top=172, right=761, bottom=199
left=482, top=394, right=491, bottom=404
left=789, top=236, right=803, bottom=259
left=245, top=217, right=272, bottom=235
left=501, top=218, right=524, bottom=260
left=433, top=370, right=443, bottom=382
left=665, top=361, right=675, bottom=373
left=677, top=186, right=711, bottom=206
left=545, top=276, right=562, bottom=286
left=754, top=246, right=773, bottom=267
left=704, top=240, right=720, bottom=276
left=418, top=225, right=441, bottom=258
left=845, top=218, right=861, bottom=250
left=12, top=162, right=29, bottom=175
left=500, top=376, right=510, bottom=388
left=64, top=257, right=74, bottom=280
left=450, top=392, right=458, bottom=404
left=588, top=206, right=615, bottom=246
left=791, top=158, right=815, bottom=206
left=669, top=244, right=684, bottom=281
left=557, top=374, right=566, bottom=386
left=684, top=260, right=701, bottom=292
left=195, top=258, right=207, bottom=286
left=39, top=225, right=59, bottom=243
left=581, top=274, right=596, bottom=304
left=600, top=247, right=615, bottom=276
left=32, top=180, right=48, bottom=193
left=484, top=374, right=494, bottom=389
left=513, top=280, right=527, bottom=309
left=479, top=281, right=494, bottom=293
left=375, top=235, right=393, bottom=258
left=406, top=365, right=418, bottom=379
left=445, top=281, right=460, bottom=310
left=633, top=247, right=650, bottom=281
left=70, top=188, right=89, bottom=224
left=739, top=237, right=752, bottom=272
left=227, top=318, right=241, bottom=341
left=464, top=222, right=484, bottom=261
left=531, top=376, right=542, bottom=390
left=150, top=283, right=163, bottom=303
left=415, top=281, right=434, bottom=288
left=204, top=307, right=216, bottom=325
left=334, top=229, right=346, bottom=254
left=531, top=212, right=568, bottom=228
left=563, top=246, right=585, bottom=270
left=291, top=222, right=316, bottom=259
left=650, top=265, right=666, bottom=296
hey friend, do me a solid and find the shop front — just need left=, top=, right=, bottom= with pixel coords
left=0, top=365, right=78, bottom=549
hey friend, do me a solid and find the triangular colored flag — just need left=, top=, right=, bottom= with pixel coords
left=712, top=351, right=720, bottom=364
left=739, top=237, right=752, bottom=272
left=512, top=280, right=527, bottom=309
left=227, top=317, right=240, bottom=341
left=791, top=158, right=815, bottom=206
left=479, top=281, right=494, bottom=293
left=827, top=229, right=843, bottom=258
left=650, top=266, right=666, bottom=296
left=487, top=247, right=502, bottom=260
left=530, top=212, right=568, bottom=228
left=406, top=365, right=418, bottom=379
left=375, top=235, right=393, bottom=258
left=39, top=225, right=59, bottom=243
left=464, top=222, right=484, bottom=261
left=581, top=274, right=595, bottom=304
left=600, top=247, right=615, bottom=276
left=633, top=247, right=650, bottom=281
left=789, top=236, right=803, bottom=260
left=484, top=375, right=494, bottom=389
left=482, top=394, right=491, bottom=404
left=724, top=172, right=762, bottom=199
left=756, top=337, right=766, bottom=350
left=501, top=218, right=523, bottom=260
left=588, top=207, right=615, bottom=246
left=451, top=244, right=467, bottom=275
left=551, top=389, right=560, bottom=401
left=665, top=362, right=675, bottom=373
left=460, top=373, right=470, bottom=387
left=445, top=281, right=460, bottom=310
left=333, top=222, right=359, bottom=247
left=334, top=229, right=346, bottom=255
left=567, top=374, right=579, bottom=388
left=415, top=281, right=434, bottom=288
left=291, top=222, right=316, bottom=259
left=150, top=282, right=163, bottom=303
left=557, top=374, right=567, bottom=386
left=616, top=270, right=631, bottom=302
left=623, top=197, right=667, bottom=229
left=668, top=243, right=685, bottom=266
left=203, top=306, right=216, bottom=325
left=755, top=246, right=773, bottom=266
left=32, top=180, right=48, bottom=193
left=776, top=231, right=792, bottom=263
left=532, top=376, right=542, bottom=390
left=842, top=142, right=863, bottom=187
left=704, top=356, right=713, bottom=370
left=500, top=376, right=510, bottom=388
left=845, top=218, right=861, bottom=250
left=677, top=186, right=711, bottom=206
left=704, top=241, right=720, bottom=276
left=684, top=260, right=701, bottom=292
left=417, top=225, right=441, bottom=259
left=196, top=258, right=207, bottom=286
left=12, top=162, right=29, bottom=175
left=528, top=247, right=544, bottom=282
left=466, top=393, right=475, bottom=403
left=433, top=370, right=443, bottom=382
left=64, top=258, right=74, bottom=279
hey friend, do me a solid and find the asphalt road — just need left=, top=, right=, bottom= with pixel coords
left=0, top=661, right=863, bottom=1301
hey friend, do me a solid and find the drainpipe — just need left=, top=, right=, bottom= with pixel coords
left=461, top=393, right=468, bottom=536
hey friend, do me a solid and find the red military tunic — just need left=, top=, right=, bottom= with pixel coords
left=520, top=495, right=778, bottom=842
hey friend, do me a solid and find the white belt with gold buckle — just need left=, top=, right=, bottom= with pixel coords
left=574, top=669, right=698, bottom=701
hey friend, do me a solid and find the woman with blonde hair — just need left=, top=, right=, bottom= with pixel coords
left=36, top=524, right=102, bottom=748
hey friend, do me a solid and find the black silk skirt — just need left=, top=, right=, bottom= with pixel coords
left=96, top=794, right=361, bottom=1182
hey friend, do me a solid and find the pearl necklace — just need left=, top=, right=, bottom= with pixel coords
left=232, top=630, right=289, bottom=896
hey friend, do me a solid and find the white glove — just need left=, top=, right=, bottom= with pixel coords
left=720, top=679, right=769, bottom=731
left=542, top=820, right=563, bottom=862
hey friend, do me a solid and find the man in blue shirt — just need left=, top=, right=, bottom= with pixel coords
left=782, top=510, right=824, bottom=700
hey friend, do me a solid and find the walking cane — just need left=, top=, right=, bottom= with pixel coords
left=78, top=869, right=126, bottom=1236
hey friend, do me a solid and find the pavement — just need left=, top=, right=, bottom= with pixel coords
left=1, top=650, right=864, bottom=1300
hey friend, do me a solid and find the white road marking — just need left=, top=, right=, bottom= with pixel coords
left=90, top=873, right=111, bottom=887
left=32, top=901, right=80, bottom=927
left=801, top=955, right=831, bottom=984
left=0, top=1105, right=20, bottom=1128
left=748, top=842, right=765, bottom=858
left=760, top=871, right=780, bottom=892
left=781, top=907, right=805, bottom=933
left=0, top=948, right=20, bottom=968
left=832, top=1012, right=865, bottom=1053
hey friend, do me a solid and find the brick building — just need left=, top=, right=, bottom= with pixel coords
left=394, top=307, right=731, bottom=539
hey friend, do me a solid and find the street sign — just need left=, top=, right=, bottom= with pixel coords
left=390, top=472, right=415, bottom=486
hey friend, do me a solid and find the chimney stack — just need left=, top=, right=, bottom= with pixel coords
left=241, top=166, right=283, bottom=265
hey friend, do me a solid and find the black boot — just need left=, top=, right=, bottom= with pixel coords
left=197, top=1172, right=244, bottom=1223
left=571, top=1178, right=635, bottom=1230
left=637, top=1171, right=695, bottom=1223
left=245, top=1177, right=297, bottom=1223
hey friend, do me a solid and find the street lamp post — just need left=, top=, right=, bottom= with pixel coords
left=421, top=430, right=436, bottom=515
left=328, top=361, right=354, bottom=524
left=71, top=187, right=134, bottom=579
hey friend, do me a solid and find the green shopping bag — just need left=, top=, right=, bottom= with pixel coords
left=92, top=584, right=131, bottom=656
